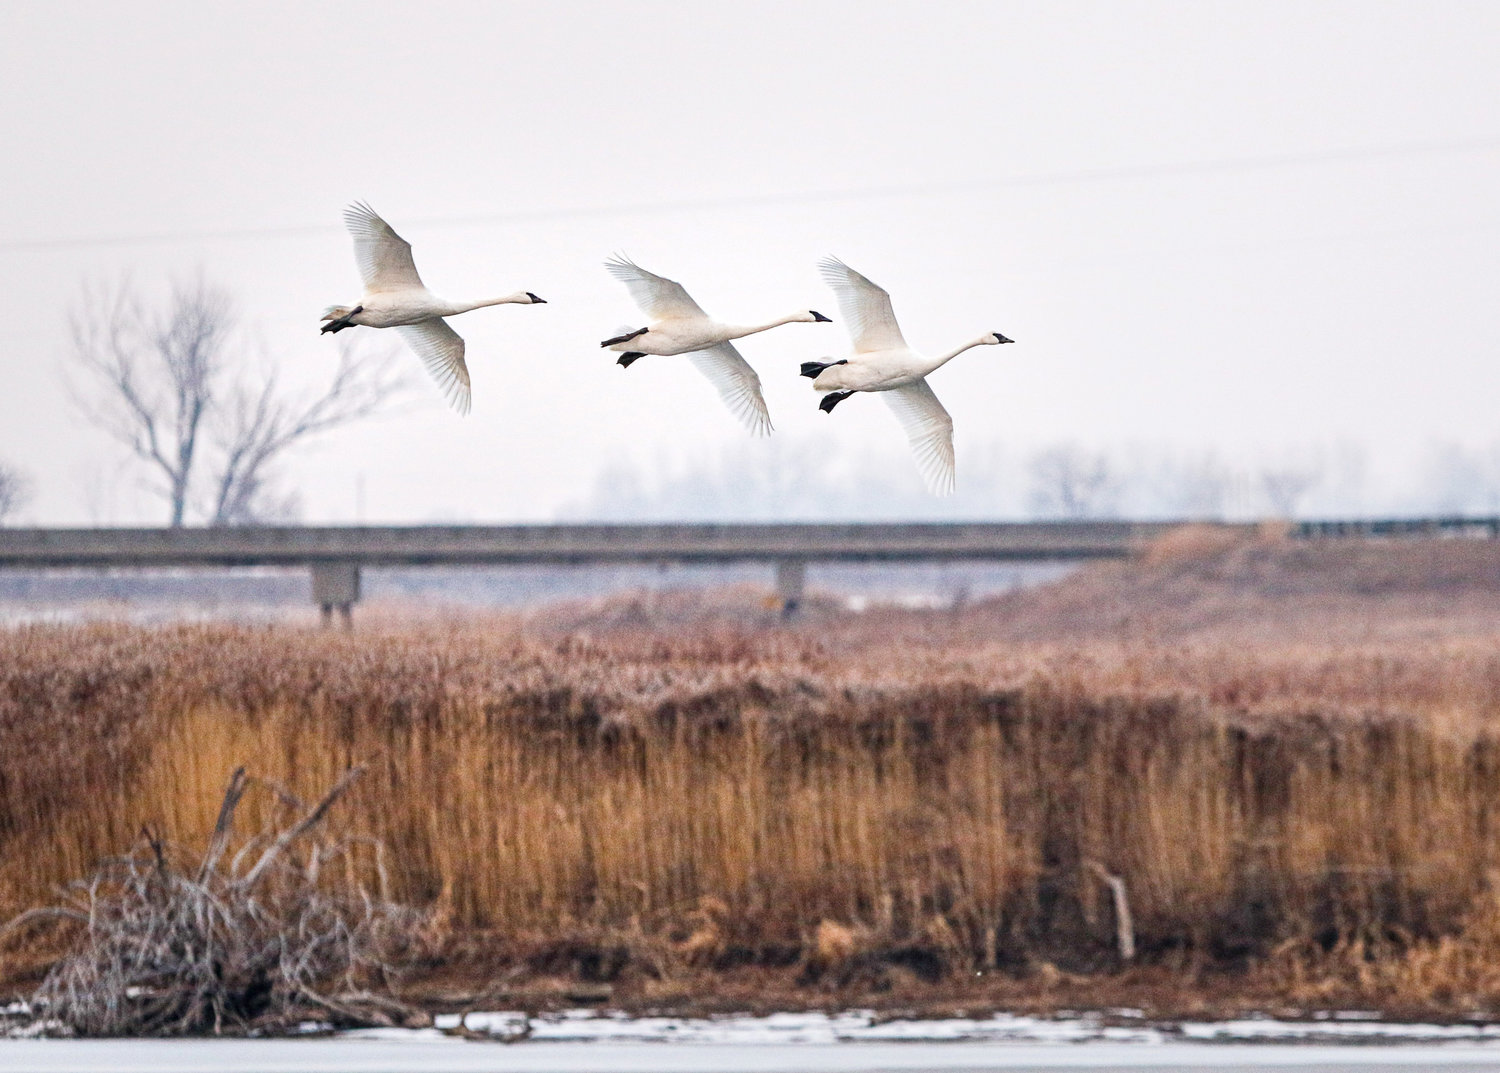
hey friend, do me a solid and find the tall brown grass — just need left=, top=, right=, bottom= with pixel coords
left=6, top=603, right=1500, bottom=1010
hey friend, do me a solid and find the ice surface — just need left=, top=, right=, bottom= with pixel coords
left=9, top=1010, right=1500, bottom=1072
left=6, top=1037, right=1500, bottom=1072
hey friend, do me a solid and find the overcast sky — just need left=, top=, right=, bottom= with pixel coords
left=2, top=1, right=1499, bottom=524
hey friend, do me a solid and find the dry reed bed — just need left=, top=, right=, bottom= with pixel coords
left=7, top=611, right=1500, bottom=1006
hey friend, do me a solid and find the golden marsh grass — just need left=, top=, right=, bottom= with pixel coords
left=7, top=537, right=1500, bottom=1009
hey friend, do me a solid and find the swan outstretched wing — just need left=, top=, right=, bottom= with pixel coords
left=818, top=257, right=906, bottom=352
left=688, top=342, right=773, bottom=436
left=605, top=256, right=707, bottom=320
left=397, top=319, right=471, bottom=416
left=883, top=378, right=954, bottom=495
left=345, top=202, right=424, bottom=293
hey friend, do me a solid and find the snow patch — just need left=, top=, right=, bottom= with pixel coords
left=433, top=1009, right=1498, bottom=1046
left=1181, top=1017, right=1500, bottom=1042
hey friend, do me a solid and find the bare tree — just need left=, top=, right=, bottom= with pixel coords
left=1027, top=445, right=1122, bottom=519
left=69, top=278, right=227, bottom=526
left=70, top=277, right=406, bottom=527
left=1259, top=462, right=1322, bottom=518
left=0, top=460, right=30, bottom=524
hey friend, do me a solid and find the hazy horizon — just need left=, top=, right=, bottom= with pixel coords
left=3, top=1, right=1499, bottom=525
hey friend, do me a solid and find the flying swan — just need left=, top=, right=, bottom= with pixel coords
left=600, top=256, right=833, bottom=435
left=803, top=257, right=1013, bottom=495
left=321, top=202, right=546, bottom=415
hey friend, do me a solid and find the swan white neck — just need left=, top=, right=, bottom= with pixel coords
left=724, top=312, right=809, bottom=338
left=919, top=335, right=996, bottom=377
left=448, top=292, right=534, bottom=314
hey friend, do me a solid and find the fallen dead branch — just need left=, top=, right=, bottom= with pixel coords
left=9, top=766, right=429, bottom=1036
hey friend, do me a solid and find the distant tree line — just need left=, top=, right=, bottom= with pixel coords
left=558, top=432, right=1500, bottom=523
left=557, top=438, right=1352, bottom=523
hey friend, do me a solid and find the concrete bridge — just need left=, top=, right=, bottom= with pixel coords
left=0, top=517, right=1483, bottom=622
left=0, top=521, right=1234, bottom=622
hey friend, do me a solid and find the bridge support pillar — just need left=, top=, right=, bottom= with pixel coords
left=311, top=561, right=361, bottom=628
left=775, top=559, right=806, bottom=620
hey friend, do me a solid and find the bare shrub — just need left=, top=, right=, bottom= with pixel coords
left=9, top=767, right=427, bottom=1036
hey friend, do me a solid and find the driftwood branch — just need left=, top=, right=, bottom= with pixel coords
left=1084, top=860, right=1136, bottom=962
left=239, top=766, right=364, bottom=889
left=197, top=767, right=247, bottom=882
left=0, top=905, right=90, bottom=942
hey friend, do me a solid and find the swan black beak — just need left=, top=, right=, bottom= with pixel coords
left=526, top=292, right=547, bottom=304
left=811, top=311, right=832, bottom=323
left=994, top=332, right=1014, bottom=344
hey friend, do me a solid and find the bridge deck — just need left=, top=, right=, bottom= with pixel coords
left=0, top=522, right=1227, bottom=569
left=3, top=519, right=1491, bottom=620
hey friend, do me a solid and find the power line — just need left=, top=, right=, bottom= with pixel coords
left=4, top=135, right=1499, bottom=254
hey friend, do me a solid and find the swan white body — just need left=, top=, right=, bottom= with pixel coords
left=808, top=258, right=1012, bottom=495
left=321, top=202, right=545, bottom=415
left=601, top=256, right=832, bottom=435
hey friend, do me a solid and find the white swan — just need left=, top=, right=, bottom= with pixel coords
left=600, top=256, right=833, bottom=435
left=803, top=257, right=1013, bottom=495
left=321, top=202, right=546, bottom=415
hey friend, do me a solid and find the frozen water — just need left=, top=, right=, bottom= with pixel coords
left=5, top=1036, right=1500, bottom=1072
left=9, top=1011, right=1500, bottom=1072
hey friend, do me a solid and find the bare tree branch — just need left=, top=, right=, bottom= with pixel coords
left=209, top=342, right=410, bottom=527
left=69, top=276, right=408, bottom=527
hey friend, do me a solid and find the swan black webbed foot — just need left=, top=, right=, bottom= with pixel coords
left=320, top=305, right=363, bottom=334
left=800, top=360, right=848, bottom=379
left=601, top=327, right=649, bottom=348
